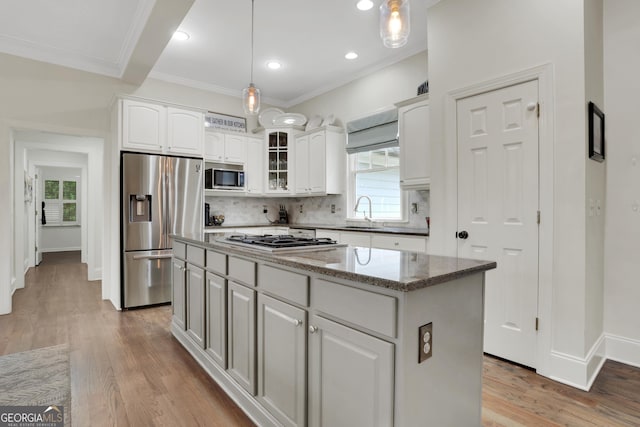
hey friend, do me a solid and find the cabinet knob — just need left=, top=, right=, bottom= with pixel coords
left=294, top=319, right=303, bottom=326
left=309, top=325, right=318, bottom=334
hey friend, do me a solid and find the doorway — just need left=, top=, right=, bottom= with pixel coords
left=456, top=80, right=540, bottom=368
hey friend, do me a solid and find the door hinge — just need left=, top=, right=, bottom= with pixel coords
left=535, top=317, right=539, bottom=331
left=537, top=102, right=540, bottom=118
left=537, top=210, right=540, bottom=225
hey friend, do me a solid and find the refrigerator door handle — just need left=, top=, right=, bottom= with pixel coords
left=162, top=157, right=170, bottom=247
left=132, top=254, right=173, bottom=260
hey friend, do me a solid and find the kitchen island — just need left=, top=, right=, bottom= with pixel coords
left=171, top=233, right=496, bottom=427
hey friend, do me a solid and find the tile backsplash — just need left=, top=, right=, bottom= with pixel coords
left=205, top=190, right=429, bottom=229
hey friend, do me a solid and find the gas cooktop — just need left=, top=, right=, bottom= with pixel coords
left=222, top=234, right=346, bottom=253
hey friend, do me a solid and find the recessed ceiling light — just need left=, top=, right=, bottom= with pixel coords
left=356, top=0, right=374, bottom=11
left=267, top=61, right=282, bottom=70
left=172, top=30, right=190, bottom=41
left=345, top=51, right=359, bottom=60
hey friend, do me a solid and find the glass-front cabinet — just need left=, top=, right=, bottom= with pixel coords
left=266, top=130, right=290, bottom=193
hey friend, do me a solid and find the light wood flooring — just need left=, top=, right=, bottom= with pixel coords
left=1, top=256, right=639, bottom=426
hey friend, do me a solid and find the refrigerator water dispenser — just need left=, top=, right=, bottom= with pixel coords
left=129, top=194, right=152, bottom=222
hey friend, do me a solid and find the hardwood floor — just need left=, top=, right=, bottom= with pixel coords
left=1, top=260, right=639, bottom=426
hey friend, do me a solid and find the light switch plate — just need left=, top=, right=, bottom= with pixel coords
left=418, top=322, right=433, bottom=363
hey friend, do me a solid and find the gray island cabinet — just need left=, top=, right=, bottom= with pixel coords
left=170, top=234, right=496, bottom=427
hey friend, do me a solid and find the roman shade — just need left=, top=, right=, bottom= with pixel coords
left=346, top=108, right=399, bottom=154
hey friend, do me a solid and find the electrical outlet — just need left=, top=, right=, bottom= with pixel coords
left=331, top=204, right=336, bottom=213
left=418, top=322, right=433, bottom=363
left=299, top=204, right=303, bottom=213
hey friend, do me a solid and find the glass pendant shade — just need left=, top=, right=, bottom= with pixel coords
left=380, top=0, right=410, bottom=48
left=243, top=83, right=261, bottom=115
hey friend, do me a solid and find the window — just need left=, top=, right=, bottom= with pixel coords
left=349, top=147, right=404, bottom=221
left=44, top=179, right=78, bottom=225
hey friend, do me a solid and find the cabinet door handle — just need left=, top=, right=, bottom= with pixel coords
left=309, top=325, right=318, bottom=334
left=293, top=319, right=303, bottom=326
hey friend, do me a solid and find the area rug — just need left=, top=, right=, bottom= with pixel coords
left=0, top=344, right=71, bottom=426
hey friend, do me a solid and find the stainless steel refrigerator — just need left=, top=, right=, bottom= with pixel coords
left=121, top=152, right=203, bottom=308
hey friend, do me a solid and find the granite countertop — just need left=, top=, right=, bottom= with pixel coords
left=174, top=233, right=494, bottom=292
left=204, top=223, right=429, bottom=237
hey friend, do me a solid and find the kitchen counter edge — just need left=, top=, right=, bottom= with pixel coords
left=172, top=234, right=495, bottom=292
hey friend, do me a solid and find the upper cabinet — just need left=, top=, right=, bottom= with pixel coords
left=120, top=99, right=204, bottom=156
left=265, top=129, right=296, bottom=195
left=294, top=126, right=345, bottom=196
left=121, top=99, right=166, bottom=152
left=204, top=131, right=247, bottom=164
left=167, top=107, right=204, bottom=156
left=397, top=95, right=430, bottom=190
left=245, top=136, right=264, bottom=195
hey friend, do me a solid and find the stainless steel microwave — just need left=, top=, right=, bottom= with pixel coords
left=205, top=168, right=245, bottom=190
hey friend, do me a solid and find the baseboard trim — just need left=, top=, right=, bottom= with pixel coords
left=41, top=247, right=81, bottom=253
left=605, top=334, right=640, bottom=369
left=547, top=334, right=606, bottom=391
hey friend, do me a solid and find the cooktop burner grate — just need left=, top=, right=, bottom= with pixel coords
left=226, top=234, right=338, bottom=249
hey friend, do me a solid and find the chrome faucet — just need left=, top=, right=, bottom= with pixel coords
left=354, top=195, right=373, bottom=222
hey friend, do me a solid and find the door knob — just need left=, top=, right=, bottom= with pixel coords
left=457, top=230, right=469, bottom=239
left=309, top=325, right=318, bottom=334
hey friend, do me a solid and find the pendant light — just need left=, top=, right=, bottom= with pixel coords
left=380, top=0, right=410, bottom=49
left=242, top=0, right=261, bottom=115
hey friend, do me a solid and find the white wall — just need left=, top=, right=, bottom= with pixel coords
left=39, top=166, right=83, bottom=252
left=427, top=0, right=604, bottom=388
left=603, top=0, right=640, bottom=366
left=292, top=51, right=428, bottom=123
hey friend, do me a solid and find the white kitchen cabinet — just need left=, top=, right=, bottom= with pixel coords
left=167, top=107, right=204, bottom=155
left=265, top=129, right=298, bottom=194
left=245, top=136, right=264, bottom=194
left=227, top=280, right=256, bottom=395
left=308, top=314, right=394, bottom=427
left=206, top=272, right=227, bottom=368
left=371, top=233, right=427, bottom=252
left=257, top=294, right=307, bottom=427
left=121, top=99, right=204, bottom=156
left=294, top=127, right=345, bottom=195
left=315, top=230, right=340, bottom=241
left=397, top=95, right=430, bottom=189
left=339, top=231, right=372, bottom=247
left=186, top=263, right=206, bottom=348
left=317, top=229, right=428, bottom=253
left=122, top=99, right=166, bottom=152
left=171, top=257, right=186, bottom=330
left=204, top=131, right=247, bottom=164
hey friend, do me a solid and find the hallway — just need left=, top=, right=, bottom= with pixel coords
left=0, top=259, right=639, bottom=426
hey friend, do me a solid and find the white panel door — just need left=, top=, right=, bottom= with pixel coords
left=456, top=80, right=539, bottom=368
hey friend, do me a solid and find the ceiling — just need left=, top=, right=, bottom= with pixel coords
left=0, top=0, right=438, bottom=108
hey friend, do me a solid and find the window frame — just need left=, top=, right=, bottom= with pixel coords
left=346, top=148, right=407, bottom=223
left=43, top=178, right=79, bottom=226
